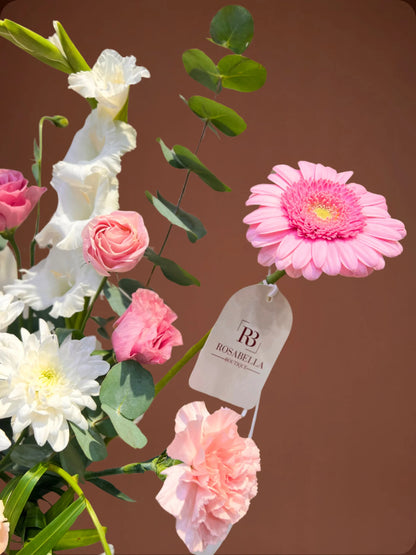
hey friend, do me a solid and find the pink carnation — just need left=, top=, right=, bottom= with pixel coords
left=0, top=169, right=46, bottom=232
left=82, top=210, right=149, bottom=276
left=156, top=401, right=260, bottom=554
left=0, top=500, right=9, bottom=554
left=112, top=288, right=182, bottom=364
left=244, top=161, right=406, bottom=280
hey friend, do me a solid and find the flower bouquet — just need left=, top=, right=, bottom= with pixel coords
left=0, top=3, right=408, bottom=555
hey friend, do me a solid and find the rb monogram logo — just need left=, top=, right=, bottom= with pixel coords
left=237, top=325, right=260, bottom=348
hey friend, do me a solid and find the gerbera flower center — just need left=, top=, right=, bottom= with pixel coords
left=281, top=178, right=365, bottom=240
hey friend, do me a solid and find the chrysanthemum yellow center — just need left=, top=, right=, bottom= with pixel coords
left=312, top=205, right=335, bottom=220
left=38, top=367, right=60, bottom=386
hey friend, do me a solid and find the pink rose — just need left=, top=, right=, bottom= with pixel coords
left=112, top=288, right=183, bottom=364
left=0, top=500, right=9, bottom=554
left=82, top=210, right=149, bottom=276
left=0, top=169, right=46, bottom=232
left=156, top=401, right=260, bottom=553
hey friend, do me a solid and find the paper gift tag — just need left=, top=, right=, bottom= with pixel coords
left=189, top=284, right=293, bottom=409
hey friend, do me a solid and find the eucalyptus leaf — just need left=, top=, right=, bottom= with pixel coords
left=0, top=19, right=72, bottom=73
left=145, top=191, right=206, bottom=242
left=70, top=423, right=107, bottom=462
left=17, top=497, right=86, bottom=555
left=101, top=404, right=147, bottom=449
left=11, top=444, right=53, bottom=469
left=103, top=281, right=130, bottom=316
left=144, top=247, right=200, bottom=286
left=218, top=54, right=266, bottom=92
left=209, top=5, right=254, bottom=54
left=59, top=438, right=88, bottom=481
left=156, top=137, right=184, bottom=168
left=100, top=360, right=154, bottom=420
left=33, top=139, right=40, bottom=162
left=53, top=528, right=105, bottom=551
left=182, top=48, right=220, bottom=92
left=188, top=96, right=246, bottom=136
left=31, top=163, right=40, bottom=184
left=0, top=236, right=8, bottom=251
left=173, top=144, right=230, bottom=192
left=118, top=278, right=143, bottom=297
left=88, top=477, right=135, bottom=503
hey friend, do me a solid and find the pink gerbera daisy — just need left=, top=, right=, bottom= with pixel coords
left=244, top=161, right=406, bottom=280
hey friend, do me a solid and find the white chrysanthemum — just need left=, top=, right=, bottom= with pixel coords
left=0, top=246, right=18, bottom=289
left=5, top=247, right=101, bottom=318
left=0, top=429, right=11, bottom=452
left=0, top=292, right=24, bottom=332
left=36, top=166, right=119, bottom=250
left=68, top=48, right=150, bottom=117
left=0, top=320, right=109, bottom=451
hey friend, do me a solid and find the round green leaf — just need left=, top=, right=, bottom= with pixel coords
left=100, top=360, right=154, bottom=420
left=188, top=95, right=246, bottom=137
left=209, top=5, right=254, bottom=55
left=101, top=404, right=147, bottom=449
left=182, top=49, right=220, bottom=92
left=218, top=54, right=266, bottom=92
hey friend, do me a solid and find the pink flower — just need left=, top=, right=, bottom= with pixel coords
left=0, top=500, right=9, bottom=554
left=0, top=169, right=46, bottom=232
left=156, top=402, right=260, bottom=554
left=244, top=161, right=407, bottom=280
left=82, top=210, right=149, bottom=276
left=112, top=288, right=182, bottom=364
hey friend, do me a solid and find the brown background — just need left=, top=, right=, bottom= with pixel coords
left=0, top=0, right=415, bottom=554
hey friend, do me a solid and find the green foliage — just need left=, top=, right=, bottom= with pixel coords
left=53, top=528, right=105, bottom=551
left=188, top=96, right=246, bottom=136
left=0, top=19, right=72, bottom=73
left=103, top=281, right=131, bottom=316
left=11, top=444, right=53, bottom=469
left=0, top=236, right=8, bottom=251
left=101, top=404, right=147, bottom=449
left=218, top=54, right=266, bottom=92
left=156, top=138, right=184, bottom=168
left=182, top=49, right=220, bottom=92
left=91, top=315, right=115, bottom=340
left=100, top=361, right=154, bottom=420
left=144, top=247, right=200, bottom=286
left=88, top=477, right=135, bottom=503
left=59, top=439, right=88, bottom=481
left=17, top=497, right=86, bottom=555
left=145, top=191, right=207, bottom=242
left=53, top=21, right=90, bottom=73
left=209, top=5, right=254, bottom=54
left=70, top=423, right=107, bottom=462
left=3, top=462, right=48, bottom=537
left=45, top=488, right=75, bottom=523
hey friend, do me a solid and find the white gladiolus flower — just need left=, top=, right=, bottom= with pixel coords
left=0, top=320, right=109, bottom=452
left=68, top=48, right=150, bottom=117
left=0, top=246, right=18, bottom=289
left=0, top=429, right=11, bottom=452
left=5, top=247, right=101, bottom=318
left=0, top=292, right=24, bottom=332
left=36, top=166, right=119, bottom=250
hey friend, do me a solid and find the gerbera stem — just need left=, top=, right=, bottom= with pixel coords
left=154, top=330, right=210, bottom=395
left=265, top=269, right=286, bottom=284
left=48, top=464, right=112, bottom=555
left=79, top=277, right=107, bottom=334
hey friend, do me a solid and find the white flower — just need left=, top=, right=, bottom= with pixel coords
left=0, top=292, right=24, bottom=332
left=5, top=247, right=101, bottom=318
left=0, top=246, right=18, bottom=289
left=36, top=166, right=119, bottom=250
left=0, top=320, right=109, bottom=451
left=99, top=545, right=115, bottom=555
left=68, top=49, right=150, bottom=117
left=0, top=429, right=11, bottom=452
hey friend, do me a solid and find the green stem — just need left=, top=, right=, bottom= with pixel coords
left=265, top=269, right=286, bottom=284
left=48, top=464, right=112, bottom=555
left=85, top=461, right=153, bottom=480
left=155, top=330, right=210, bottom=395
left=145, top=120, right=209, bottom=288
left=6, top=232, right=21, bottom=269
left=80, top=277, right=107, bottom=334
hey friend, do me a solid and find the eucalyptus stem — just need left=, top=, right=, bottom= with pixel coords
left=79, top=277, right=107, bottom=334
left=30, top=116, right=46, bottom=267
left=145, top=120, right=209, bottom=288
left=155, top=330, right=210, bottom=395
left=48, top=464, right=112, bottom=555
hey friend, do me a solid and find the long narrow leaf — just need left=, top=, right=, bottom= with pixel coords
left=53, top=527, right=105, bottom=551
left=4, top=462, right=48, bottom=537
left=88, top=477, right=135, bottom=503
left=17, top=497, right=86, bottom=555
left=45, top=488, right=75, bottom=524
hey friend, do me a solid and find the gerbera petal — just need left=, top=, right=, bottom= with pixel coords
left=267, top=173, right=291, bottom=190
left=257, top=245, right=278, bottom=266
left=283, top=265, right=303, bottom=278
left=334, top=240, right=359, bottom=272
left=336, top=170, right=353, bottom=184
left=321, top=242, right=341, bottom=275
left=272, top=164, right=300, bottom=185
left=365, top=222, right=405, bottom=241
left=361, top=205, right=390, bottom=218
left=358, top=233, right=403, bottom=257
left=302, top=261, right=322, bottom=280
left=243, top=207, right=285, bottom=225
left=276, top=232, right=301, bottom=259
left=256, top=217, right=291, bottom=234
left=298, top=161, right=317, bottom=181
left=353, top=237, right=386, bottom=268
left=311, top=239, right=328, bottom=269
left=291, top=240, right=312, bottom=270
left=246, top=193, right=283, bottom=207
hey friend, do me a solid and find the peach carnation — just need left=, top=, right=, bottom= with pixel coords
left=244, top=161, right=406, bottom=279
left=0, top=500, right=9, bottom=553
left=156, top=401, right=260, bottom=554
